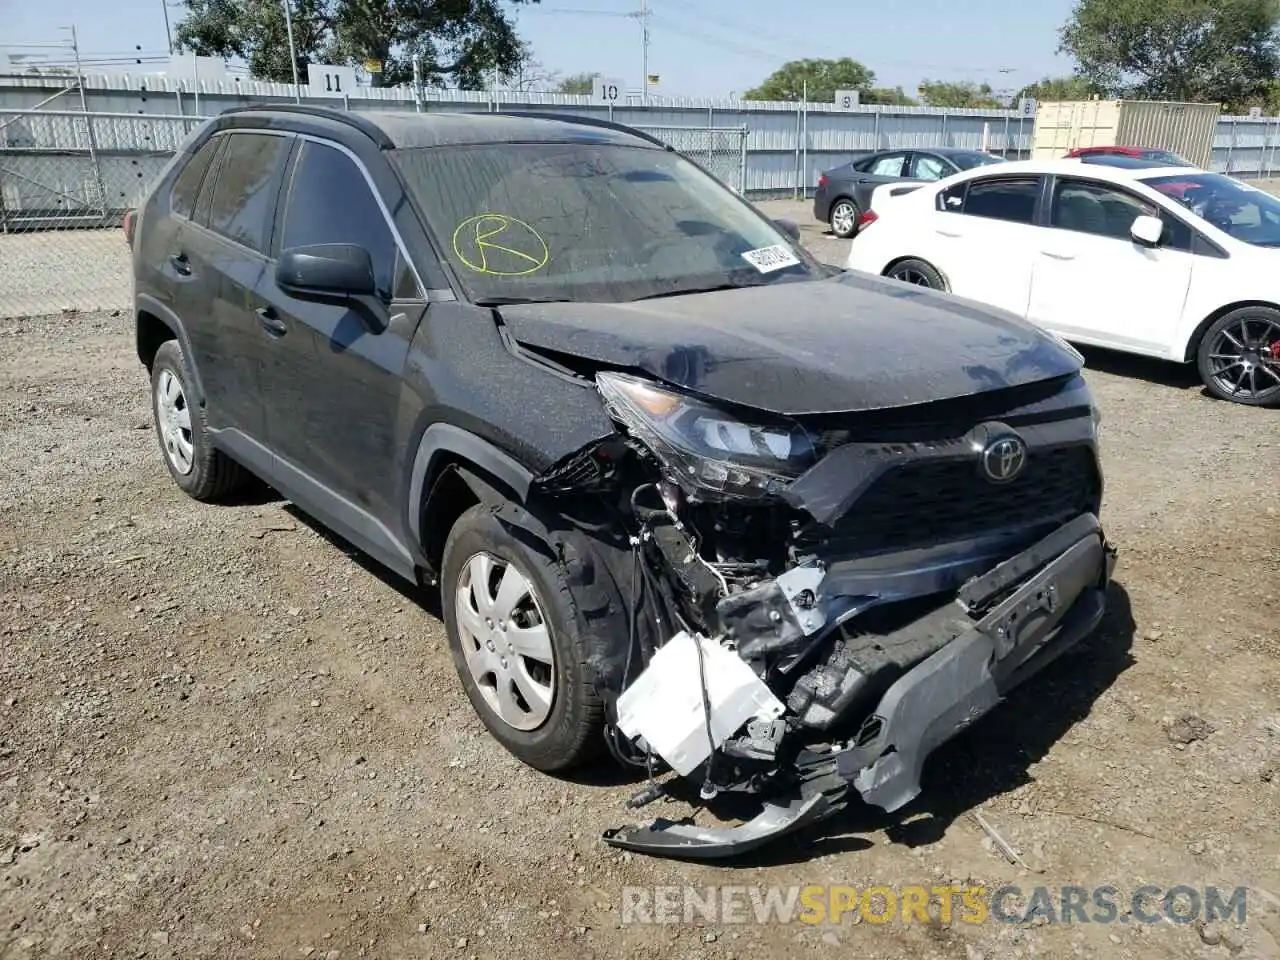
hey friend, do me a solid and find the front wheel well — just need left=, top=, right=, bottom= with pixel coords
left=419, top=458, right=528, bottom=577
left=1182, top=300, right=1280, bottom=362
left=136, top=309, right=176, bottom=370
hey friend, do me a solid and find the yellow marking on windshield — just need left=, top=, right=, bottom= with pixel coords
left=451, top=214, right=550, bottom=276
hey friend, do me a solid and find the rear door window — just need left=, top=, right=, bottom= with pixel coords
left=956, top=176, right=1041, bottom=224
left=205, top=132, right=293, bottom=253
left=867, top=153, right=909, bottom=177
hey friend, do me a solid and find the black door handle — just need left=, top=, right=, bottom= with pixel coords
left=255, top=306, right=287, bottom=337
left=170, top=253, right=191, bottom=276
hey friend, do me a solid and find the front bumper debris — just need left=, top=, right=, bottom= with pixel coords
left=602, top=513, right=1116, bottom=859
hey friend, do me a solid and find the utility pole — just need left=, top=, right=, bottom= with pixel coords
left=282, top=0, right=301, bottom=102
left=161, top=0, right=175, bottom=54
left=625, top=0, right=651, bottom=104
left=640, top=0, right=650, bottom=103
left=63, top=25, right=107, bottom=217
left=533, top=4, right=651, bottom=99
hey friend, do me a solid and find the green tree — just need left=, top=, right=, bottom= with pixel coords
left=861, top=86, right=919, bottom=106
left=1014, top=74, right=1101, bottom=102
left=917, top=79, right=1003, bottom=108
left=556, top=72, right=598, bottom=95
left=175, top=0, right=538, bottom=88
left=743, top=57, right=875, bottom=102
left=1059, top=0, right=1280, bottom=105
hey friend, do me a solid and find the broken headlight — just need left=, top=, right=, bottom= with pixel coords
left=596, top=371, right=816, bottom=500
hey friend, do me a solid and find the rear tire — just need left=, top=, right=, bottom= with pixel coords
left=150, top=340, right=247, bottom=501
left=829, top=198, right=860, bottom=239
left=885, top=258, right=946, bottom=290
left=441, top=503, right=612, bottom=772
left=1195, top=306, right=1280, bottom=407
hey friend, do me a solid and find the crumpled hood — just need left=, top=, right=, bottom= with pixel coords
left=497, top=270, right=1082, bottom=415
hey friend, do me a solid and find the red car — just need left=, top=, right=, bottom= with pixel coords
left=1065, top=145, right=1194, bottom=165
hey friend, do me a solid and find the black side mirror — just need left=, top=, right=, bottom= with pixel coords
left=773, top=218, right=801, bottom=242
left=277, top=243, right=377, bottom=299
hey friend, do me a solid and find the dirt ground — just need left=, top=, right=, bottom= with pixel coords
left=1, top=217, right=1278, bottom=960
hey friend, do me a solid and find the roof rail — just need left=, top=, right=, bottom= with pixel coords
left=217, top=102, right=394, bottom=148
left=491, top=110, right=671, bottom=149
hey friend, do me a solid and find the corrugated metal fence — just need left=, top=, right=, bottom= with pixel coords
left=3, top=74, right=1279, bottom=205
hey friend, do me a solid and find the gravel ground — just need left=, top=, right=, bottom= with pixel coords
left=1, top=217, right=1278, bottom=960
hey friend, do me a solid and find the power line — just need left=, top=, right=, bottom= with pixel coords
left=648, top=13, right=781, bottom=65
left=651, top=1, right=1015, bottom=78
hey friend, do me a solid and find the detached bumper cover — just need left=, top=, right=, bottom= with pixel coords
left=602, top=513, right=1115, bottom=859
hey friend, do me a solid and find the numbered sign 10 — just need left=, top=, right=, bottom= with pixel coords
left=307, top=63, right=357, bottom=98
left=595, top=77, right=625, bottom=103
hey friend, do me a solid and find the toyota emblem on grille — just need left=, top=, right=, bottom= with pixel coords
left=981, top=435, right=1027, bottom=483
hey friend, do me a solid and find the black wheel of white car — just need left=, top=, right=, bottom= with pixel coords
left=441, top=503, right=607, bottom=772
left=829, top=199, right=859, bottom=239
left=150, top=340, right=247, bottom=500
left=1197, top=307, right=1280, bottom=407
left=885, top=258, right=946, bottom=290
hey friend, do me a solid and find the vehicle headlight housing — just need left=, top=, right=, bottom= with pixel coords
left=596, top=372, right=816, bottom=500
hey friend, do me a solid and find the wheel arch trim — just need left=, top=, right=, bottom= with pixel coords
left=1181, top=299, right=1280, bottom=363
left=135, top=294, right=207, bottom=404
left=408, top=423, right=534, bottom=549
left=882, top=256, right=951, bottom=293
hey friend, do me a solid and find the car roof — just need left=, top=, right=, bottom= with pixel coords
left=948, top=157, right=1201, bottom=182
left=216, top=104, right=663, bottom=150
left=924, top=146, right=997, bottom=156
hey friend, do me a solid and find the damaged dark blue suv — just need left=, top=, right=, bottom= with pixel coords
left=129, top=105, right=1115, bottom=859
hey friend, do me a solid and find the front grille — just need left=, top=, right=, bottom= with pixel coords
left=808, top=445, right=1099, bottom=556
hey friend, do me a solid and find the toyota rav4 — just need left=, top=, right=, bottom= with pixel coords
left=129, top=105, right=1115, bottom=858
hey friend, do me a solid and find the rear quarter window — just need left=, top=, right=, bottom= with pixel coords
left=170, top=136, right=222, bottom=219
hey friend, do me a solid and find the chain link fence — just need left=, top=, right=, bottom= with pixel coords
left=0, top=109, right=202, bottom=317
left=633, top=125, right=749, bottom=195
left=0, top=106, right=749, bottom=318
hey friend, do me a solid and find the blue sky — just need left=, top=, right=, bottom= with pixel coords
left=4, top=0, right=1080, bottom=98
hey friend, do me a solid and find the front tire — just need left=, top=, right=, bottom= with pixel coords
left=1196, top=307, right=1280, bottom=407
left=829, top=198, right=860, bottom=239
left=441, top=503, right=608, bottom=772
left=885, top=258, right=946, bottom=290
left=150, top=340, right=246, bottom=501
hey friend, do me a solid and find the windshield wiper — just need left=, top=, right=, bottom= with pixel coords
left=629, top=271, right=805, bottom=302
left=474, top=295, right=571, bottom=306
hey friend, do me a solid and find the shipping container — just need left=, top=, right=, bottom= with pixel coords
left=1031, top=99, right=1221, bottom=167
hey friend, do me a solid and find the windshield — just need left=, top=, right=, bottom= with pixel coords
left=390, top=142, right=818, bottom=303
left=950, top=151, right=1005, bottom=170
left=1142, top=172, right=1280, bottom=246
left=1142, top=149, right=1192, bottom=165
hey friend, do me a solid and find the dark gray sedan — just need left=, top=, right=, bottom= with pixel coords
left=814, top=147, right=1005, bottom=238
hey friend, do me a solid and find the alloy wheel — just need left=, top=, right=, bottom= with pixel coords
left=155, top=369, right=194, bottom=475
left=1205, top=316, right=1280, bottom=403
left=454, top=552, right=556, bottom=732
left=891, top=266, right=933, bottom=287
left=831, top=201, right=856, bottom=236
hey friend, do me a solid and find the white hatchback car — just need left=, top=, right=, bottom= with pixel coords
left=846, top=158, right=1280, bottom=406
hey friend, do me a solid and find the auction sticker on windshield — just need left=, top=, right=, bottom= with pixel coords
left=741, top=245, right=801, bottom=274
